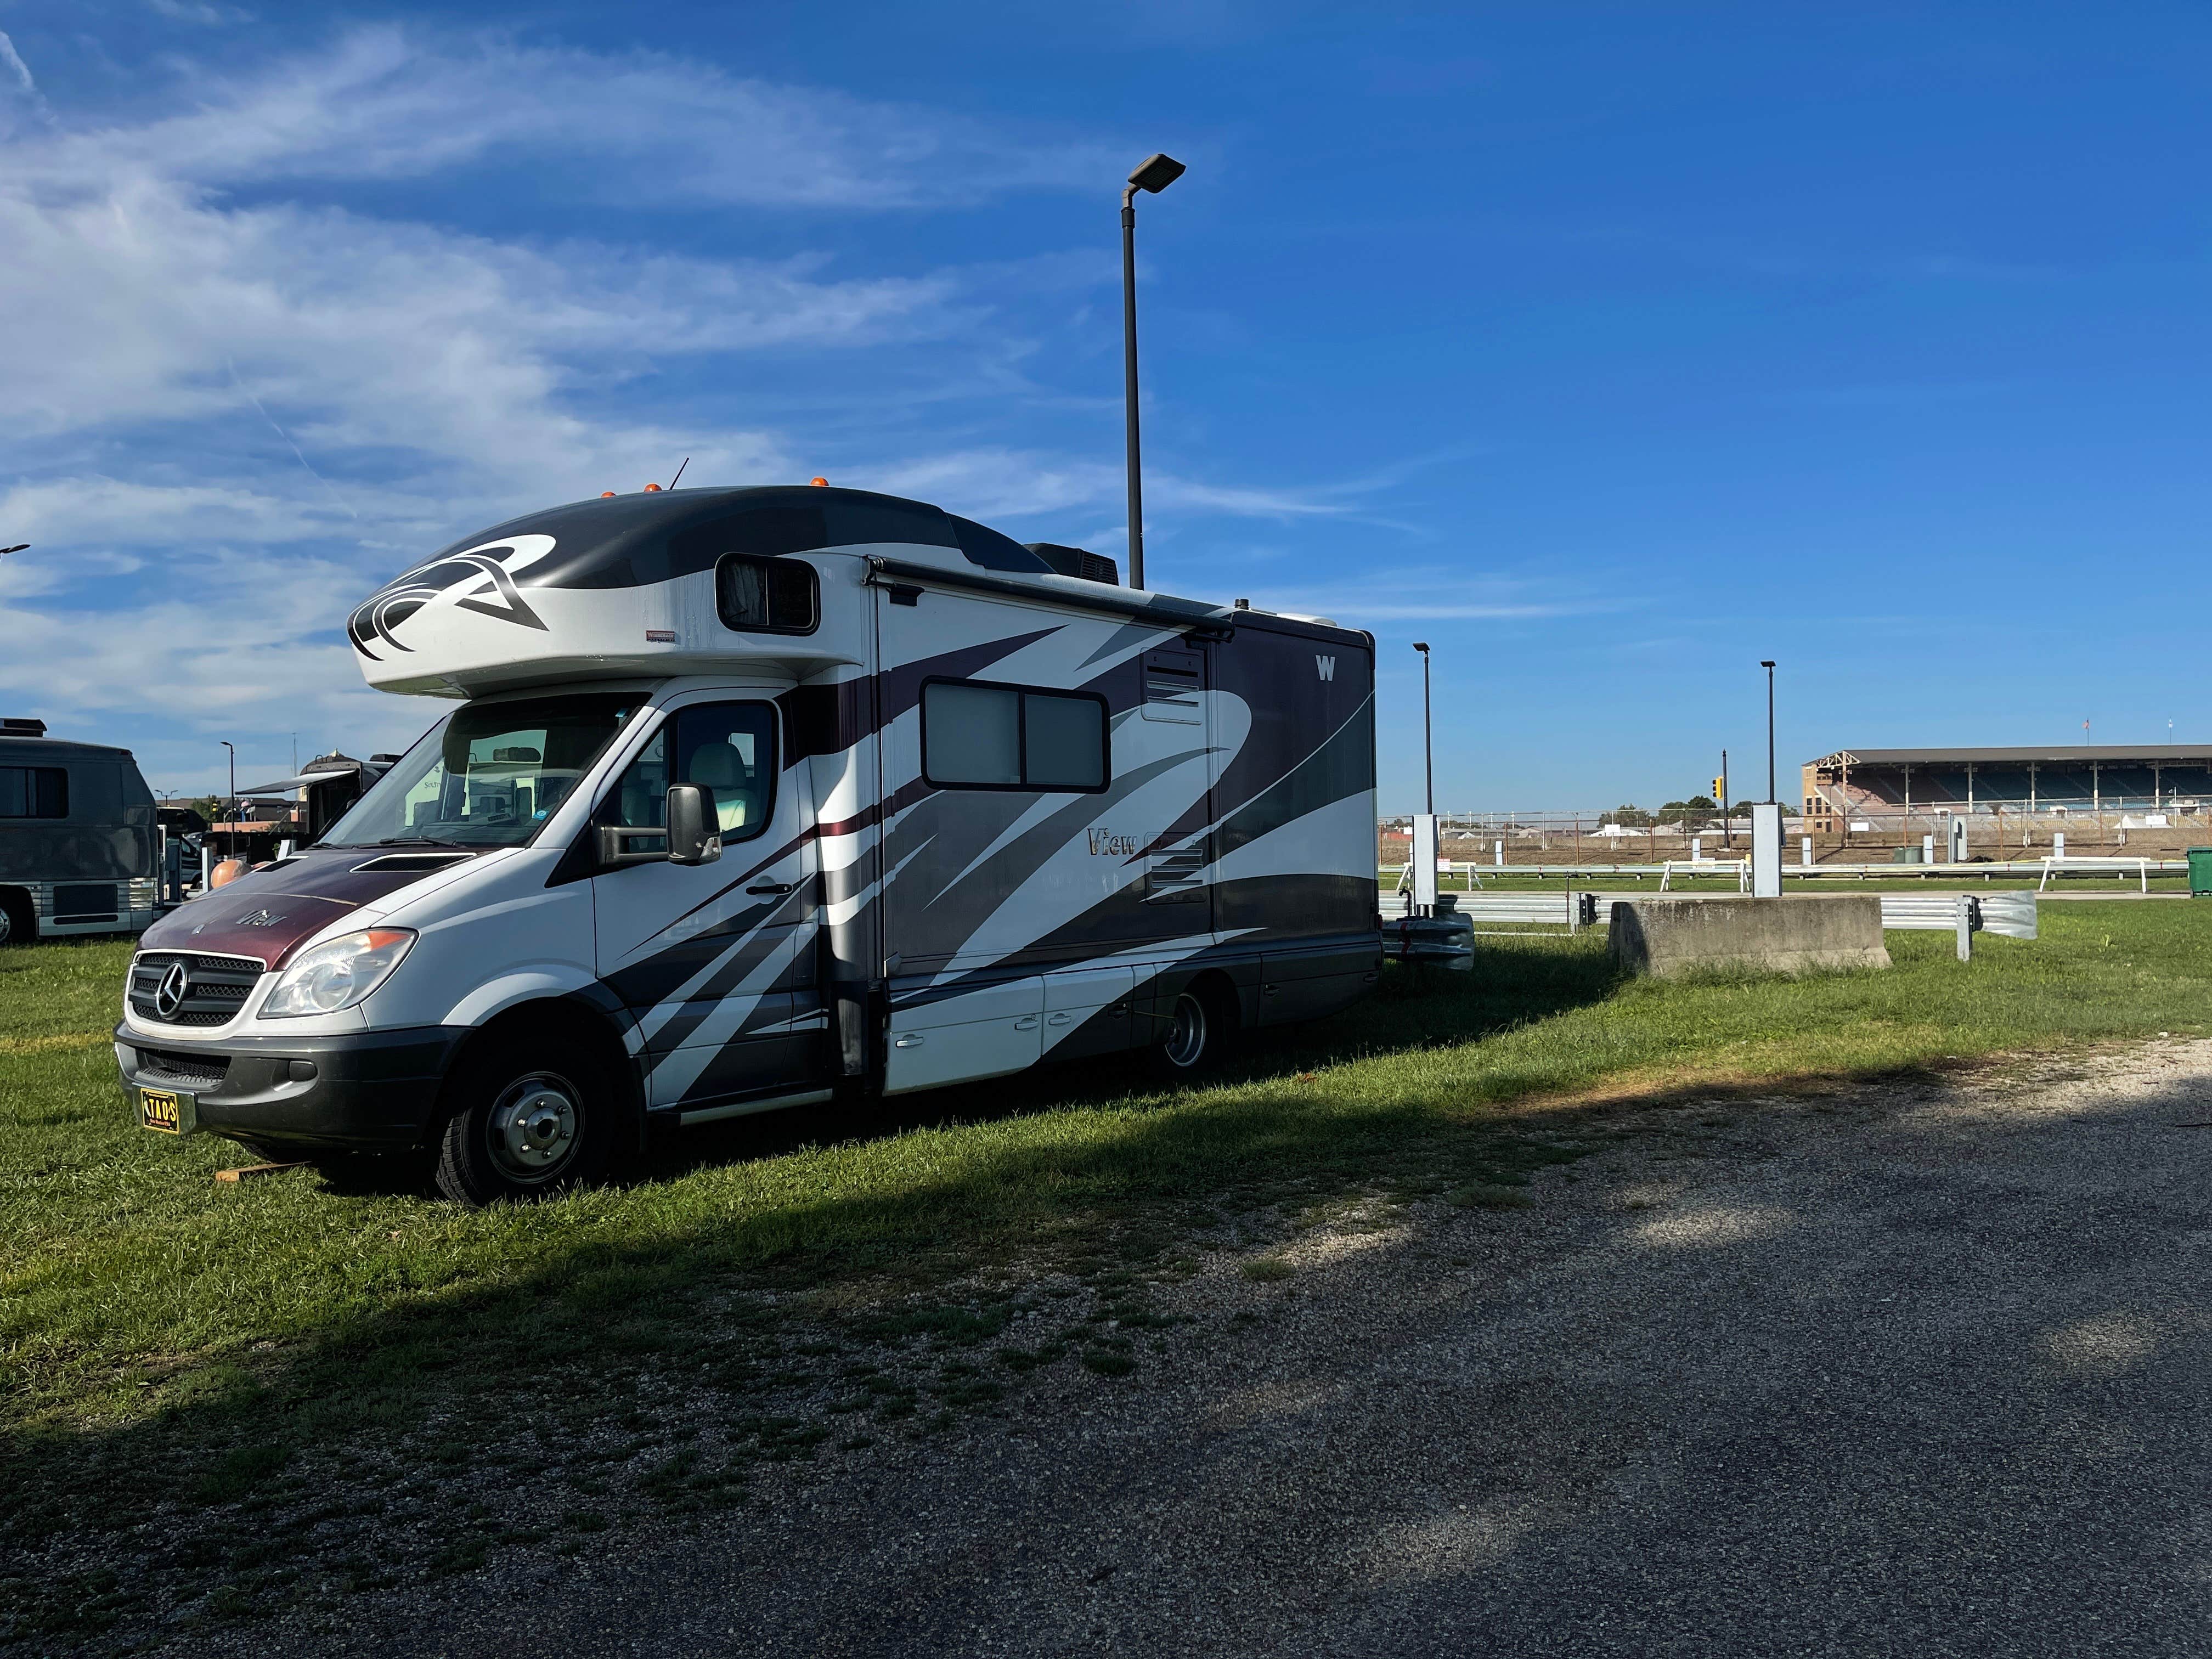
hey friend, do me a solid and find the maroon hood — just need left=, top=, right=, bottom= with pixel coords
left=140, top=849, right=481, bottom=967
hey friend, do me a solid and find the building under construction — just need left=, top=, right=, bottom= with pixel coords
left=1802, top=745, right=2212, bottom=834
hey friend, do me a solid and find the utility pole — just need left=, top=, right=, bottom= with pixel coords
left=1761, top=662, right=1777, bottom=801
left=1414, top=643, right=1434, bottom=812
left=219, top=741, right=237, bottom=861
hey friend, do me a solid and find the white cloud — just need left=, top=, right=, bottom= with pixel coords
left=0, top=27, right=1368, bottom=791
left=0, top=31, right=36, bottom=94
left=146, top=0, right=255, bottom=23
left=18, top=27, right=1119, bottom=208
left=864, top=447, right=1345, bottom=527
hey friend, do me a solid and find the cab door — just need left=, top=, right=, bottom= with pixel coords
left=591, top=694, right=822, bottom=1111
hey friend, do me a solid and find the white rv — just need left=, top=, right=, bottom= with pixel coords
left=116, top=486, right=1380, bottom=1203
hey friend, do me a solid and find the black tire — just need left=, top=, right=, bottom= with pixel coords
left=0, top=891, right=31, bottom=947
left=1146, top=982, right=1235, bottom=1081
left=433, top=1031, right=617, bottom=1206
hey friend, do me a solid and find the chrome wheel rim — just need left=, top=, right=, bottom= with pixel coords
left=486, top=1072, right=582, bottom=1182
left=1163, top=994, right=1207, bottom=1069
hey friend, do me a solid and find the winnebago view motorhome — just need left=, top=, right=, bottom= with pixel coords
left=0, top=718, right=159, bottom=944
left=116, top=486, right=1379, bottom=1203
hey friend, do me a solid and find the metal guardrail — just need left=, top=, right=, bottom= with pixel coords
left=2037, top=856, right=2149, bottom=893
left=1386, top=860, right=2183, bottom=883
left=1878, top=891, right=2036, bottom=939
left=1381, top=889, right=2040, bottom=944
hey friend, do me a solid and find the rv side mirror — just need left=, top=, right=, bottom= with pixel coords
left=665, top=784, right=722, bottom=867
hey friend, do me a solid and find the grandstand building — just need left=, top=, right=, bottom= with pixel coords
left=1803, top=746, right=2212, bottom=833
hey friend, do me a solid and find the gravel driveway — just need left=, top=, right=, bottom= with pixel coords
left=190, top=1042, right=2212, bottom=1656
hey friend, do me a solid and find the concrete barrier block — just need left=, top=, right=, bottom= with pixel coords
left=1610, top=896, right=1892, bottom=979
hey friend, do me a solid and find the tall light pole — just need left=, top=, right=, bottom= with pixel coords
left=219, top=741, right=237, bottom=857
left=1413, top=642, right=1434, bottom=813
left=1121, top=151, right=1185, bottom=592
left=1760, top=661, right=1776, bottom=802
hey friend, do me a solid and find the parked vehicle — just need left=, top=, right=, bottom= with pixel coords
left=114, top=486, right=1379, bottom=1203
left=0, top=718, right=159, bottom=944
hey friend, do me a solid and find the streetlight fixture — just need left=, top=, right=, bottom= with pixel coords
left=1760, top=661, right=1776, bottom=802
left=1412, top=642, right=1434, bottom=814
left=1120, top=150, right=1186, bottom=592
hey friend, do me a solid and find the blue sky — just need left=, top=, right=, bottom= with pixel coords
left=2, top=2, right=2208, bottom=808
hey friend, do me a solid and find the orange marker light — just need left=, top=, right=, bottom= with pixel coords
left=643, top=482, right=662, bottom=492
left=601, top=490, right=617, bottom=498
left=810, top=476, right=828, bottom=487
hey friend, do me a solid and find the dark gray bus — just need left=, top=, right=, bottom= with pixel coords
left=0, top=718, right=159, bottom=944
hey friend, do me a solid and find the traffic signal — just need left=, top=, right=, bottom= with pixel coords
left=1712, top=776, right=1724, bottom=802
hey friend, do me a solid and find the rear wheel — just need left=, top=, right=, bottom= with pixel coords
left=0, top=891, right=31, bottom=947
left=434, top=1034, right=616, bottom=1206
left=1147, top=983, right=1234, bottom=1080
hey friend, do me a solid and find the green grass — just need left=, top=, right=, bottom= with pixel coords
left=5, top=904, right=2212, bottom=1618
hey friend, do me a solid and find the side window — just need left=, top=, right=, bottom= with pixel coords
left=923, top=684, right=1019, bottom=785
left=716, top=555, right=819, bottom=635
left=0, top=767, right=67, bottom=819
left=922, top=681, right=1107, bottom=792
left=603, top=703, right=778, bottom=848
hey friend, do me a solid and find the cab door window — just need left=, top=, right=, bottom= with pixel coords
left=602, top=702, right=778, bottom=851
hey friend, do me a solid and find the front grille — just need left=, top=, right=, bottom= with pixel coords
left=134, top=1046, right=230, bottom=1086
left=146, top=952, right=265, bottom=974
left=128, top=951, right=267, bottom=1028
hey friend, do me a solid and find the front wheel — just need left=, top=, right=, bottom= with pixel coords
left=434, top=1036, right=616, bottom=1206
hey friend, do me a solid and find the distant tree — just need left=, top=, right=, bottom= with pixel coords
left=1658, top=795, right=1718, bottom=827
left=1604, top=804, right=1652, bottom=827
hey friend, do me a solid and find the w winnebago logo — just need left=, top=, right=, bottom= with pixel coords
left=1315, top=655, right=1336, bottom=681
left=348, top=534, right=558, bottom=661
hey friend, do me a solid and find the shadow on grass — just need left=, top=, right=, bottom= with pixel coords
left=656, top=938, right=1624, bottom=1180
left=9, top=940, right=1898, bottom=1646
left=309, top=939, right=1624, bottom=1199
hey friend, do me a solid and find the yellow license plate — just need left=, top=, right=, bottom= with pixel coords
left=138, top=1087, right=195, bottom=1135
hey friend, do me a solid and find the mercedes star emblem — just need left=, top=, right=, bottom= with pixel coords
left=154, top=961, right=190, bottom=1018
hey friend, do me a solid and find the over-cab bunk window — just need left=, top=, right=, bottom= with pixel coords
left=715, top=555, right=819, bottom=635
left=921, top=680, right=1108, bottom=793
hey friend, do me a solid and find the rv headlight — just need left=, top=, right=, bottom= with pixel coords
left=259, top=929, right=416, bottom=1019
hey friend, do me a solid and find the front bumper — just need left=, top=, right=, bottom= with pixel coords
left=114, top=1024, right=465, bottom=1153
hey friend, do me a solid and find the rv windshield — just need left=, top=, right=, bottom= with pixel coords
left=318, top=693, right=645, bottom=849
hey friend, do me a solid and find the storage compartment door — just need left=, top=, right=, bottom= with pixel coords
left=885, top=974, right=1042, bottom=1094
left=1041, top=964, right=1138, bottom=1061
left=1258, top=943, right=1383, bottom=1026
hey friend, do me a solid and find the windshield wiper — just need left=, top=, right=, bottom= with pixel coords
left=368, top=836, right=477, bottom=849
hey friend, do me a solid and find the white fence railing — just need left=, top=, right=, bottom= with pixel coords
left=1385, top=860, right=2182, bottom=886
left=1379, top=888, right=2041, bottom=945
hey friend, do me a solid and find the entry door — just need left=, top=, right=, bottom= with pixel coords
left=591, top=696, right=821, bottom=1110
